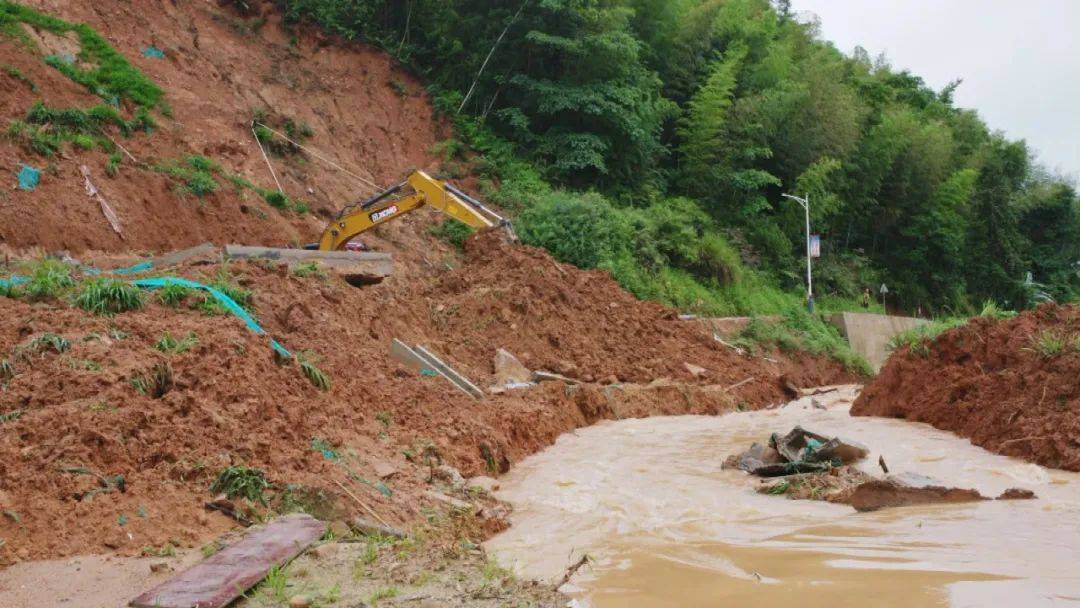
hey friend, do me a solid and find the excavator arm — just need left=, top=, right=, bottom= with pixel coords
left=317, top=170, right=512, bottom=251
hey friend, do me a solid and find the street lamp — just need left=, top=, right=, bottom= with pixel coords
left=782, top=193, right=813, bottom=313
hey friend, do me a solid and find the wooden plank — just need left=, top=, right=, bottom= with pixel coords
left=414, top=345, right=484, bottom=399
left=129, top=513, right=326, bottom=608
left=224, top=245, right=393, bottom=283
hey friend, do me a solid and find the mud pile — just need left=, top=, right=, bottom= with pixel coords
left=0, top=239, right=853, bottom=563
left=853, top=304, right=1079, bottom=471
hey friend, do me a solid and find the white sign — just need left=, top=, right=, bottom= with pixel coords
left=809, top=234, right=821, bottom=258
left=880, top=283, right=889, bottom=295
left=369, top=205, right=399, bottom=223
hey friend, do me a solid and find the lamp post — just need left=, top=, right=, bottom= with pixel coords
left=782, top=193, right=813, bottom=313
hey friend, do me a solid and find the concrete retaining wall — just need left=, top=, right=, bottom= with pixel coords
left=829, top=312, right=928, bottom=372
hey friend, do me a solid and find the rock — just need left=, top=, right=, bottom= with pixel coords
left=494, top=348, right=532, bottom=386
left=289, top=595, right=312, bottom=608
left=811, top=398, right=826, bottom=410
left=432, top=465, right=466, bottom=490
left=424, top=490, right=473, bottom=511
left=467, top=476, right=500, bottom=493
left=683, top=362, right=707, bottom=378
left=149, top=561, right=169, bottom=573
left=554, top=360, right=578, bottom=376
left=725, top=442, right=785, bottom=473
left=329, top=520, right=351, bottom=538
left=997, top=488, right=1037, bottom=500
left=372, top=460, right=398, bottom=480
left=350, top=516, right=407, bottom=539
left=848, top=478, right=985, bottom=512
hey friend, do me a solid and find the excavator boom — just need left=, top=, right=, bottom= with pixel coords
left=317, top=170, right=510, bottom=251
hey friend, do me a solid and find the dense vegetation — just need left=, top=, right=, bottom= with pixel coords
left=277, top=2, right=1072, bottom=314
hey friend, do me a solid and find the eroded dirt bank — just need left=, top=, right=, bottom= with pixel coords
left=853, top=304, right=1079, bottom=471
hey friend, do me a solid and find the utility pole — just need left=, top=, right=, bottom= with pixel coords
left=782, top=193, right=813, bottom=313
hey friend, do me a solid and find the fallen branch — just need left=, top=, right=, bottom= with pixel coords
left=723, top=376, right=755, bottom=393
left=80, top=165, right=123, bottom=239
left=333, top=479, right=392, bottom=529
left=556, top=554, right=590, bottom=589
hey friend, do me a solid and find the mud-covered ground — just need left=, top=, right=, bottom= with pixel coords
left=853, top=304, right=1079, bottom=471
left=0, top=234, right=854, bottom=565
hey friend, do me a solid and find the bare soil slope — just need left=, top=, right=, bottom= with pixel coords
left=853, top=304, right=1080, bottom=471
left=1, top=0, right=441, bottom=254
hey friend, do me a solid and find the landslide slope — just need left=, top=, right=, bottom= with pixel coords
left=853, top=304, right=1080, bottom=471
left=0, top=0, right=855, bottom=566
left=1, top=0, right=443, bottom=257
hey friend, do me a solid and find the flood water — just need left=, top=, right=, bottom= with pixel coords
left=486, top=386, right=1080, bottom=607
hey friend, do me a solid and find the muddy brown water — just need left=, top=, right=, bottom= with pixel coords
left=486, top=386, right=1080, bottom=607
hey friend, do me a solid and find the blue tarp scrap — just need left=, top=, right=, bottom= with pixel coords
left=141, top=46, right=165, bottom=59
left=0, top=271, right=292, bottom=359
left=0, top=275, right=28, bottom=290
left=17, top=164, right=40, bottom=191
left=132, top=277, right=292, bottom=359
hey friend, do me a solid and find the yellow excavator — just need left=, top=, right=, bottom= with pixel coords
left=312, top=170, right=516, bottom=251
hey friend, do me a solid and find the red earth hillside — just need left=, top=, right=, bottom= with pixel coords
left=853, top=304, right=1080, bottom=471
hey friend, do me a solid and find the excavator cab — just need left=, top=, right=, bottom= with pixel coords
left=315, top=170, right=516, bottom=251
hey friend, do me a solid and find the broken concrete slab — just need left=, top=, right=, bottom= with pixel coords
left=129, top=513, right=326, bottom=608
left=390, top=339, right=439, bottom=375
left=224, top=244, right=393, bottom=284
left=150, top=242, right=218, bottom=268
left=414, top=345, right=484, bottom=399
left=390, top=340, right=483, bottom=399
left=494, top=348, right=532, bottom=386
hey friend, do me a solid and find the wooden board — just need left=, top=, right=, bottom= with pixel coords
left=129, top=513, right=326, bottom=608
left=223, top=245, right=393, bottom=283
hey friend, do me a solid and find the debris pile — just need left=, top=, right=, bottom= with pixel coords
left=727, top=427, right=1037, bottom=511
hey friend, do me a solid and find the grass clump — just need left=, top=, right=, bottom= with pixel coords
left=259, top=189, right=309, bottom=214
left=252, top=108, right=313, bottom=156
left=75, top=278, right=143, bottom=315
left=1026, top=330, right=1079, bottom=359
left=155, top=331, right=198, bottom=354
left=207, top=269, right=254, bottom=312
left=298, top=352, right=330, bottom=391
left=16, top=332, right=70, bottom=359
left=211, top=465, right=270, bottom=505
left=19, top=257, right=75, bottom=300
left=156, top=283, right=192, bottom=307
left=292, top=261, right=327, bottom=280
left=130, top=362, right=173, bottom=398
left=0, top=409, right=24, bottom=423
left=155, top=155, right=221, bottom=199
left=0, top=358, right=15, bottom=381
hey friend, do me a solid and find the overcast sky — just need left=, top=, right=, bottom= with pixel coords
left=793, top=0, right=1080, bottom=181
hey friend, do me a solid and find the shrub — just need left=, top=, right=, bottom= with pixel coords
left=211, top=465, right=270, bottom=504
left=428, top=219, right=475, bottom=250
left=75, top=278, right=144, bottom=315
